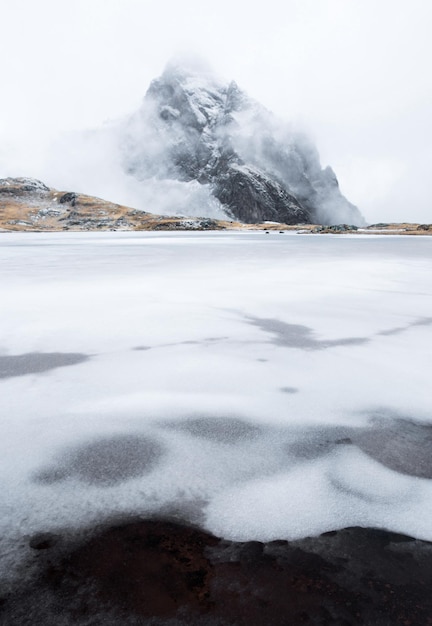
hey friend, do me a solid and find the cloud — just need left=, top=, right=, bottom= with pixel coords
left=0, top=0, right=431, bottom=222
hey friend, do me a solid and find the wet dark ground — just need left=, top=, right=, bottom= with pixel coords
left=2, top=519, right=432, bottom=625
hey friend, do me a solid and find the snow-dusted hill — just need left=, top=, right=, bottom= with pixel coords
left=119, top=61, right=364, bottom=225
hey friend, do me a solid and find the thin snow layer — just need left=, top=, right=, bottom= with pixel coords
left=0, top=232, right=432, bottom=581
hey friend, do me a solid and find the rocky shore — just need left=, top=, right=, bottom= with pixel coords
left=2, top=519, right=432, bottom=625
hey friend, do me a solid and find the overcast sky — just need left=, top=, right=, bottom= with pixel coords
left=1, top=0, right=431, bottom=223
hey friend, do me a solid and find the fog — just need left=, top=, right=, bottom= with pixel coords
left=1, top=0, right=431, bottom=221
left=9, top=58, right=364, bottom=224
left=43, top=123, right=228, bottom=219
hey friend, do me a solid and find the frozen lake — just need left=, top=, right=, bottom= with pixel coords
left=1, top=231, right=432, bottom=582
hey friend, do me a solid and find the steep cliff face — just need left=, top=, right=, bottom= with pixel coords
left=120, top=62, right=364, bottom=225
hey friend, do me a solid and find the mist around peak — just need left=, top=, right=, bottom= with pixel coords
left=163, top=53, right=220, bottom=81
left=122, top=60, right=365, bottom=225
left=38, top=59, right=365, bottom=226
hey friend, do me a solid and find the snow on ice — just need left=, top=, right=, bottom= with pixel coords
left=0, top=230, right=431, bottom=584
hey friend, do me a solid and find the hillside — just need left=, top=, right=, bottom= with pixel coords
left=1, top=178, right=430, bottom=235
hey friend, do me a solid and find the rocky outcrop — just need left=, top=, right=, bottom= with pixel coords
left=213, top=164, right=310, bottom=224
left=59, top=192, right=78, bottom=206
left=0, top=177, right=232, bottom=232
left=2, top=519, right=432, bottom=624
left=0, top=177, right=50, bottom=197
left=120, top=61, right=365, bottom=226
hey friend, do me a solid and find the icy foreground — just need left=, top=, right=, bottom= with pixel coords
left=0, top=231, right=431, bottom=584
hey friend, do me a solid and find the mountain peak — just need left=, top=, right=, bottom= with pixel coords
left=122, top=63, right=364, bottom=226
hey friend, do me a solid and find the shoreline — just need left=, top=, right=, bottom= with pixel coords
left=1, top=182, right=430, bottom=235
left=1, top=223, right=432, bottom=235
left=2, top=517, right=432, bottom=625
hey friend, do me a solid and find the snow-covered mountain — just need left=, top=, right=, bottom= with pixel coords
left=118, top=60, right=364, bottom=225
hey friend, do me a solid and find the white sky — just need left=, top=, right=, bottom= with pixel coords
left=1, top=0, right=431, bottom=223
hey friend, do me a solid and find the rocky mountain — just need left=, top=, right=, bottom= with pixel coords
left=119, top=61, right=365, bottom=226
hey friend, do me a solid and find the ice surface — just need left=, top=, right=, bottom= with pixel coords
left=0, top=231, right=431, bottom=583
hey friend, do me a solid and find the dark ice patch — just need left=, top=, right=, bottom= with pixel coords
left=328, top=476, right=386, bottom=503
left=165, top=417, right=261, bottom=444
left=134, top=337, right=228, bottom=353
left=377, top=316, right=432, bottom=337
left=289, top=438, right=336, bottom=460
left=246, top=316, right=368, bottom=350
left=204, top=336, right=229, bottom=342
left=283, top=411, right=432, bottom=479
left=33, top=467, right=69, bottom=484
left=34, top=435, right=164, bottom=487
left=353, top=416, right=432, bottom=479
left=286, top=427, right=352, bottom=461
left=378, top=328, right=408, bottom=337
left=68, top=436, right=163, bottom=485
left=335, top=437, right=353, bottom=445
left=412, top=317, right=432, bottom=327
left=280, top=386, right=299, bottom=394
left=0, top=352, right=89, bottom=379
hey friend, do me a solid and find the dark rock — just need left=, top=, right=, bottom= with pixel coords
left=198, top=218, right=218, bottom=229
left=214, top=164, right=310, bottom=224
left=313, top=223, right=359, bottom=233
left=45, top=521, right=218, bottom=621
left=114, top=217, right=132, bottom=228
left=153, top=218, right=223, bottom=231
left=238, top=540, right=265, bottom=567
left=0, top=178, right=50, bottom=196
left=59, top=192, right=78, bottom=206
left=29, top=533, right=58, bottom=550
left=3, top=520, right=432, bottom=625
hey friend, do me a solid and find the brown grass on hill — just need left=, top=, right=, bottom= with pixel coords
left=0, top=187, right=430, bottom=235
